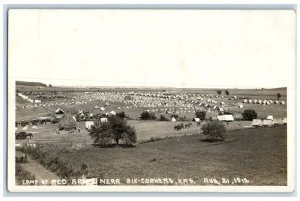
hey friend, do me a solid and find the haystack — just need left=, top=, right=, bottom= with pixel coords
left=58, top=114, right=77, bottom=131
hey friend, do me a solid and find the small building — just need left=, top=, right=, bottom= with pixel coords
left=266, top=115, right=274, bottom=121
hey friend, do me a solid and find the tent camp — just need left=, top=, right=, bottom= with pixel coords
left=85, top=121, right=95, bottom=130
left=58, top=114, right=77, bottom=131
left=252, top=119, right=263, bottom=127
left=217, top=115, right=234, bottom=122
left=171, top=117, right=177, bottom=122
left=263, top=119, right=273, bottom=127
left=55, top=108, right=65, bottom=114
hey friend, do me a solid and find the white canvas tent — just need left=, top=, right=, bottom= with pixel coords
left=100, top=117, right=108, bottom=123
left=193, top=118, right=200, bottom=122
left=100, top=107, right=105, bottom=111
left=55, top=108, right=64, bottom=114
left=263, top=119, right=273, bottom=127
left=283, top=117, right=287, bottom=124
left=217, top=115, right=234, bottom=122
left=171, top=117, right=177, bottom=122
left=273, top=118, right=284, bottom=125
left=85, top=121, right=95, bottom=130
left=267, top=115, right=274, bottom=120
left=252, top=119, right=263, bottom=127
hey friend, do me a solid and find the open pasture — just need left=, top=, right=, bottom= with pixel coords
left=51, top=126, right=287, bottom=185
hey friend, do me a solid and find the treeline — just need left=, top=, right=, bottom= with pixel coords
left=16, top=81, right=47, bottom=87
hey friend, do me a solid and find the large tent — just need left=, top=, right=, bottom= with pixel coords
left=217, top=115, right=234, bottom=122
left=58, top=114, right=77, bottom=131
left=251, top=119, right=263, bottom=127
left=55, top=108, right=65, bottom=114
left=273, top=118, right=284, bottom=125
left=263, top=119, right=273, bottom=127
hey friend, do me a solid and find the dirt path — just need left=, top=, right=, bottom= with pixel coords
left=18, top=153, right=60, bottom=185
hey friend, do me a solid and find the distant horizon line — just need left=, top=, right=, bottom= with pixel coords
left=16, top=81, right=287, bottom=90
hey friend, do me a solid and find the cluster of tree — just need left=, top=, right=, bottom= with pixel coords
left=140, top=111, right=157, bottom=120
left=195, top=111, right=206, bottom=120
left=89, top=116, right=137, bottom=146
left=242, top=109, right=257, bottom=121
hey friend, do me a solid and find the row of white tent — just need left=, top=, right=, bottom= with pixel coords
left=243, top=99, right=285, bottom=105
left=252, top=117, right=287, bottom=127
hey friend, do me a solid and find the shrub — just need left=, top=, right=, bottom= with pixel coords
left=242, top=109, right=257, bottom=121
left=116, top=111, right=126, bottom=119
left=159, top=115, right=169, bottom=121
left=140, top=111, right=156, bottom=120
left=170, top=114, right=179, bottom=119
left=277, top=93, right=281, bottom=100
left=195, top=111, right=206, bottom=120
left=201, top=121, right=226, bottom=141
left=217, top=90, right=222, bottom=96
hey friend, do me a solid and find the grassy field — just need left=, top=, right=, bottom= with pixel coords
left=53, top=126, right=287, bottom=186
left=16, top=120, right=253, bottom=145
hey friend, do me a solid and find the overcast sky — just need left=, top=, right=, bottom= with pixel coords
left=9, top=9, right=295, bottom=88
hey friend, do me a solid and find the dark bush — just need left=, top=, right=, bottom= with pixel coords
left=242, top=109, right=257, bottom=121
left=195, top=111, right=206, bottom=120
left=159, top=115, right=169, bottom=121
left=201, top=121, right=226, bottom=141
left=116, top=111, right=126, bottom=119
left=170, top=114, right=179, bottom=119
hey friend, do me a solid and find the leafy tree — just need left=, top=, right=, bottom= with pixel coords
left=225, top=90, right=230, bottom=96
left=242, top=109, right=257, bottom=121
left=49, top=84, right=53, bottom=87
left=217, top=90, right=222, bottom=96
left=277, top=93, right=281, bottom=100
left=89, top=116, right=137, bottom=146
left=116, top=111, right=126, bottom=119
left=201, top=121, right=226, bottom=141
left=195, top=111, right=206, bottom=120
left=140, top=111, right=156, bottom=120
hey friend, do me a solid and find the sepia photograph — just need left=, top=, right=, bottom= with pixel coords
left=7, top=8, right=296, bottom=192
